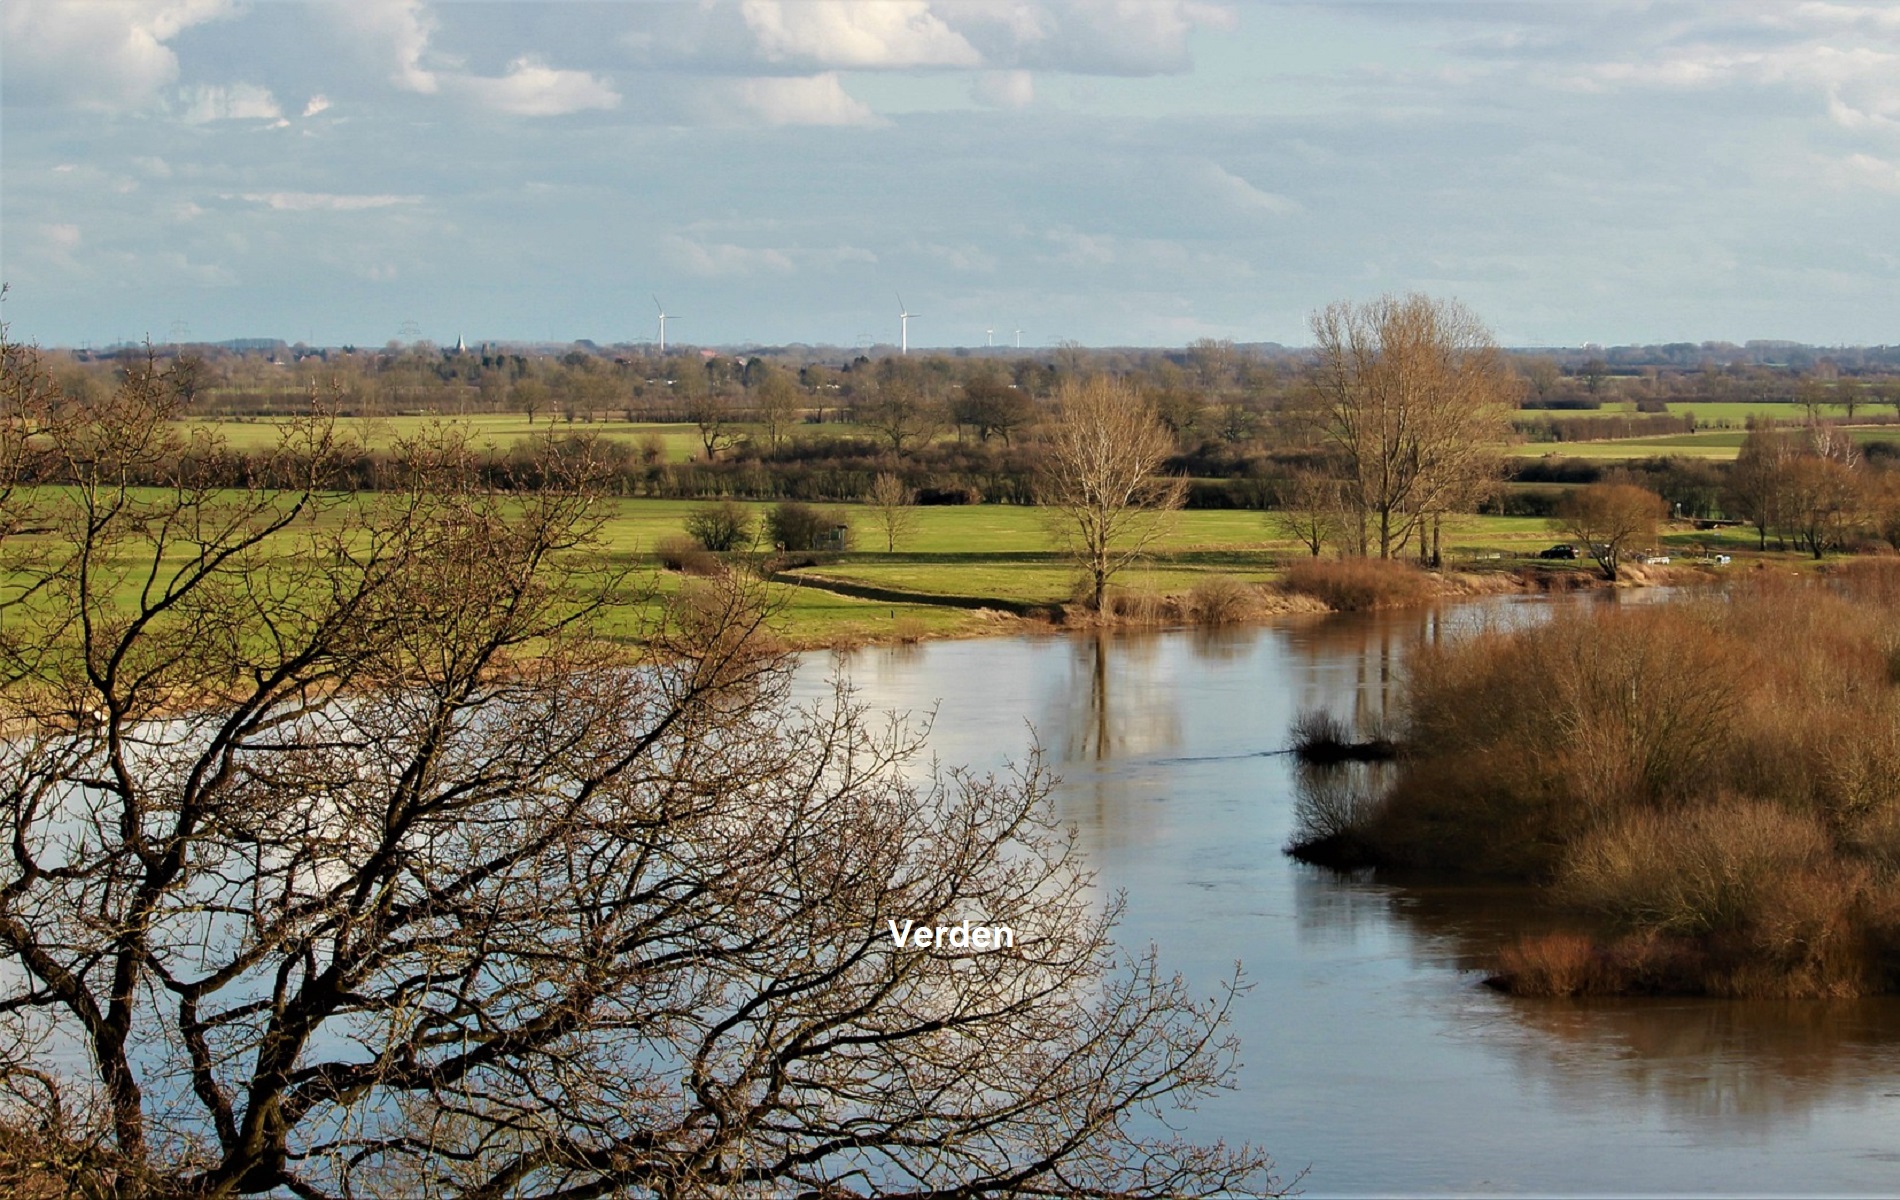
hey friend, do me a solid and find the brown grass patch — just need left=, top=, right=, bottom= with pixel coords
left=1280, top=557, right=1433, bottom=611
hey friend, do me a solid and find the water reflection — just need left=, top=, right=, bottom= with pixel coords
left=1052, top=632, right=1182, bottom=762
left=1293, top=866, right=1900, bottom=1133
left=810, top=599, right=1900, bottom=1192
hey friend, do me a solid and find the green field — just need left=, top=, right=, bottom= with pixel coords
left=1512, top=423, right=1900, bottom=462
left=1522, top=400, right=1891, bottom=426
left=18, top=490, right=1631, bottom=649
left=186, top=414, right=903, bottom=464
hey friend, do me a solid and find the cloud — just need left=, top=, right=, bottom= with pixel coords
left=325, top=2, right=619, bottom=116
left=663, top=235, right=799, bottom=278
left=972, top=69, right=1035, bottom=109
left=1026, top=0, right=1236, bottom=75
left=232, top=192, right=423, bottom=212
left=1833, top=152, right=1900, bottom=193
left=303, top=95, right=333, bottom=118
left=741, top=0, right=981, bottom=68
left=444, top=58, right=620, bottom=116
left=661, top=234, right=879, bottom=277
left=919, top=241, right=1001, bottom=272
left=1, top=0, right=240, bottom=110
left=729, top=73, right=883, bottom=126
left=179, top=83, right=285, bottom=124
left=326, top=0, right=440, bottom=93
left=1197, top=163, right=1299, bottom=217
left=43, top=223, right=82, bottom=250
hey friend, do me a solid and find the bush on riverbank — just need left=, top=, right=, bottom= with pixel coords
left=1291, top=562, right=1900, bottom=997
left=1280, top=558, right=1433, bottom=611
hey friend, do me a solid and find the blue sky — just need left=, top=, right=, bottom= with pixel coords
left=3, top=1, right=1897, bottom=350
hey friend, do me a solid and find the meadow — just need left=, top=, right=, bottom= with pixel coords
left=140, top=414, right=1837, bottom=645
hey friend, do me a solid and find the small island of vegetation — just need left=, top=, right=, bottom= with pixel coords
left=1289, top=565, right=1900, bottom=999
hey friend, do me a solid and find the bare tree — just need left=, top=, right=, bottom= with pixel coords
left=1273, top=468, right=1345, bottom=557
left=1308, top=294, right=1516, bottom=559
left=1038, top=376, right=1186, bottom=609
left=1779, top=454, right=1864, bottom=558
left=866, top=471, right=920, bottom=552
left=751, top=365, right=801, bottom=449
left=1728, top=428, right=1801, bottom=551
left=687, top=389, right=745, bottom=460
left=0, top=346, right=1281, bottom=1199
left=858, top=370, right=940, bottom=456
left=1553, top=482, right=1667, bottom=580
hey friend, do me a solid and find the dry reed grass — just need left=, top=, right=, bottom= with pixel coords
left=1280, top=557, right=1434, bottom=611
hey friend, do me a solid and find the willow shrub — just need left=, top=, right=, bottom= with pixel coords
left=1324, top=565, right=1900, bottom=995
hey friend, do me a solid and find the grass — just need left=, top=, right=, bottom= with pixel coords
left=9, top=488, right=1620, bottom=650
left=1512, top=424, right=1900, bottom=463
left=181, top=415, right=907, bottom=464
left=1524, top=400, right=1888, bottom=426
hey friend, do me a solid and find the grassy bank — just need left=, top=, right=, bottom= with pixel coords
left=1288, top=563, right=1900, bottom=998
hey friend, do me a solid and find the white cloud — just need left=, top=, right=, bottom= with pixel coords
left=1833, top=152, right=1900, bottom=193
left=303, top=95, right=333, bottom=118
left=972, top=69, right=1035, bottom=109
left=324, top=3, right=617, bottom=116
left=179, top=83, right=285, bottom=124
left=1197, top=163, right=1299, bottom=217
left=43, top=223, right=82, bottom=250
left=730, top=73, right=883, bottom=126
left=663, top=235, right=799, bottom=278
left=919, top=241, right=1000, bottom=272
left=1, top=0, right=240, bottom=110
left=326, top=0, right=440, bottom=93
left=445, top=58, right=620, bottom=116
left=233, top=192, right=423, bottom=212
left=741, top=0, right=981, bottom=68
left=1034, top=0, right=1235, bottom=75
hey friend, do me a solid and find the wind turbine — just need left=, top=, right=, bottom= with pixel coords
left=897, top=294, right=918, bottom=356
left=1014, top=329, right=1023, bottom=349
left=653, top=296, right=678, bottom=354
left=986, top=325, right=994, bottom=348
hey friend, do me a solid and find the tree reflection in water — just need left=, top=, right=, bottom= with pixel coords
left=1293, top=867, right=1900, bottom=1131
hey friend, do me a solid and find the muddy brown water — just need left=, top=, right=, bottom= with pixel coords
left=802, top=597, right=1900, bottom=1197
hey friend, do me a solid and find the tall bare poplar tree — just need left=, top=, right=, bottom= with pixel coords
left=1309, top=294, right=1516, bottom=559
left=1038, top=376, right=1186, bottom=609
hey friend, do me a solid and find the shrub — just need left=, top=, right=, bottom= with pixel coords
left=655, top=535, right=720, bottom=575
left=684, top=500, right=753, bottom=552
left=767, top=501, right=850, bottom=552
left=1490, top=933, right=1615, bottom=997
left=1186, top=575, right=1255, bottom=625
left=1280, top=558, right=1432, bottom=611
left=1557, top=799, right=1833, bottom=937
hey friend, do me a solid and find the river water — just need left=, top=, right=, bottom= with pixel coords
left=803, top=599, right=1900, bottom=1197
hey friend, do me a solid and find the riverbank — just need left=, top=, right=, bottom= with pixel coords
left=760, top=554, right=1722, bottom=652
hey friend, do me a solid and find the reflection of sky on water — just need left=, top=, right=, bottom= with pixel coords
left=808, top=600, right=1900, bottom=1196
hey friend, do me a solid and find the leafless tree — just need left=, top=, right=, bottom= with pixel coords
left=1553, top=482, right=1667, bottom=580
left=1309, top=295, right=1516, bottom=559
left=1038, top=377, right=1186, bottom=609
left=865, top=471, right=919, bottom=553
left=1779, top=454, right=1865, bottom=558
left=858, top=371, right=940, bottom=456
left=1728, top=428, right=1801, bottom=550
left=1272, top=469, right=1345, bottom=557
left=0, top=343, right=1281, bottom=1199
left=687, top=389, right=745, bottom=460
left=751, top=366, right=801, bottom=449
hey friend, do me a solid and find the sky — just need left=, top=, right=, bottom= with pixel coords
left=2, top=0, right=1898, bottom=351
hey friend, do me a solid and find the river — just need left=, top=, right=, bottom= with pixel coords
left=802, top=598, right=1900, bottom=1196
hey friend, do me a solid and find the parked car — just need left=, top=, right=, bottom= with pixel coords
left=1537, top=543, right=1581, bottom=560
